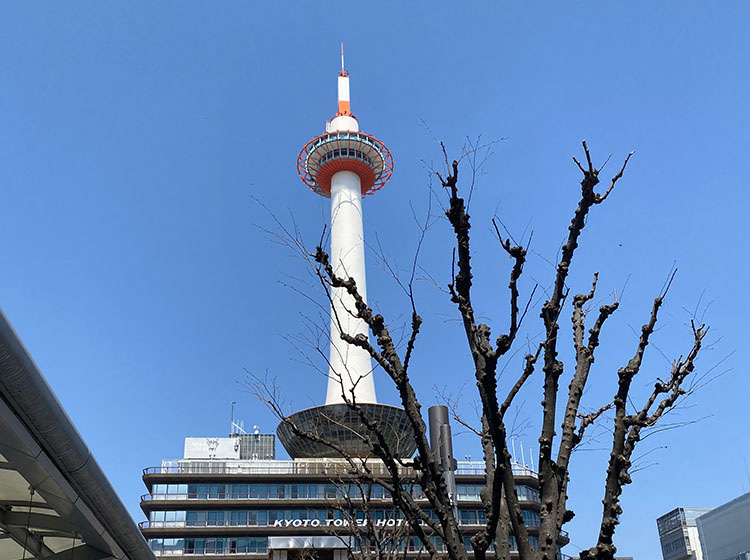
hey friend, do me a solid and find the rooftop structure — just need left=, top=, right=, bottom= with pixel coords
left=183, top=435, right=275, bottom=462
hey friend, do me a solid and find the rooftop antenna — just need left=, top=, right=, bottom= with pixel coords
left=231, top=420, right=247, bottom=435
left=230, top=404, right=248, bottom=436
left=511, top=437, right=518, bottom=465
left=520, top=441, right=526, bottom=469
left=529, top=445, right=535, bottom=472
left=340, top=42, right=345, bottom=74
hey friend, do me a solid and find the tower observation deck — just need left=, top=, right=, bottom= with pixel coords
left=278, top=48, right=413, bottom=459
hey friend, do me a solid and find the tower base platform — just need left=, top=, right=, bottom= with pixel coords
left=276, top=403, right=417, bottom=459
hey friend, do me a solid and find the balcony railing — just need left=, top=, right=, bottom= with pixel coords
left=152, top=549, right=265, bottom=556
left=141, top=493, right=396, bottom=502
left=140, top=492, right=541, bottom=504
left=149, top=544, right=570, bottom=557
left=143, top=460, right=537, bottom=478
left=139, top=518, right=548, bottom=530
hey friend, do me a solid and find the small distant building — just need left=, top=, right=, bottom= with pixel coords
left=696, top=492, right=750, bottom=560
left=657, top=507, right=713, bottom=560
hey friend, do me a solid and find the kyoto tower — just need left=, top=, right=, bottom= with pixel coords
left=277, top=47, right=415, bottom=460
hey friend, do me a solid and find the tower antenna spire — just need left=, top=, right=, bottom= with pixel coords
left=340, top=42, right=345, bottom=73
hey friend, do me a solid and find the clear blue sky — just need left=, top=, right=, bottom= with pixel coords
left=1, top=2, right=748, bottom=558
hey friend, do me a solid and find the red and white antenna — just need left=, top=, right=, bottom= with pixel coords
left=337, top=43, right=350, bottom=116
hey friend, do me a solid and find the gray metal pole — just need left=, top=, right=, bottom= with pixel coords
left=428, top=405, right=458, bottom=517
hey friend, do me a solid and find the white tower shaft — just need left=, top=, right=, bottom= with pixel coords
left=325, top=170, right=377, bottom=405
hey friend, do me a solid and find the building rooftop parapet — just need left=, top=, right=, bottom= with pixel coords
left=137, top=519, right=564, bottom=538
left=143, top=459, right=538, bottom=478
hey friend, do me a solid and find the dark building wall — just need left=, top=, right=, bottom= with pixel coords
left=697, top=493, right=750, bottom=560
left=233, top=434, right=275, bottom=460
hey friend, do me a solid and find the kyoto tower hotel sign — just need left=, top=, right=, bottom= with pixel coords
left=278, top=49, right=415, bottom=459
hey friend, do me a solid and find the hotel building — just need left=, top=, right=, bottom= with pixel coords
left=140, top=431, right=552, bottom=558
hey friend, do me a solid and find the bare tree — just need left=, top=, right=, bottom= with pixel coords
left=252, top=141, right=709, bottom=560
left=328, top=474, right=423, bottom=560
